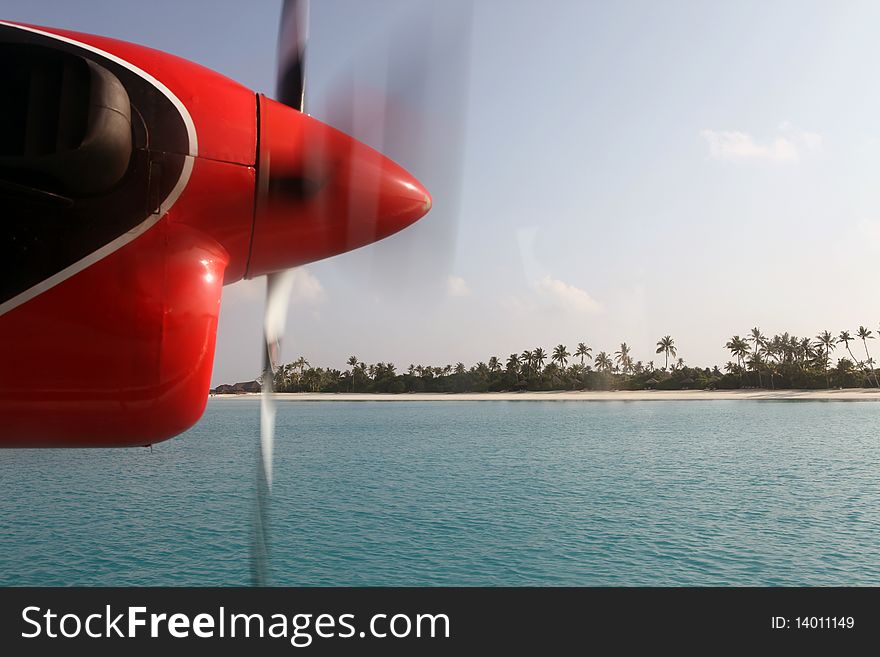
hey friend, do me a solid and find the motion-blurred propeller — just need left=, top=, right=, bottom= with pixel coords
left=251, top=0, right=470, bottom=584
left=308, top=0, right=473, bottom=297
left=252, top=0, right=310, bottom=587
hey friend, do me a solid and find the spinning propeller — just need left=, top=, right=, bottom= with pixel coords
left=251, top=0, right=471, bottom=584
left=252, top=0, right=308, bottom=587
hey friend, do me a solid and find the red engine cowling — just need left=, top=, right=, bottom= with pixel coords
left=0, top=21, right=430, bottom=447
left=248, top=96, right=430, bottom=277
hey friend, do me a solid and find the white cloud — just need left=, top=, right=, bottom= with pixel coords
left=778, top=120, right=823, bottom=151
left=534, top=276, right=602, bottom=314
left=701, top=124, right=822, bottom=163
left=499, top=294, right=529, bottom=315
left=447, top=275, right=471, bottom=298
left=288, top=268, right=325, bottom=305
left=219, top=268, right=325, bottom=308
left=504, top=276, right=602, bottom=316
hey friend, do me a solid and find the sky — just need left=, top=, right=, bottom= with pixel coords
left=5, top=0, right=880, bottom=384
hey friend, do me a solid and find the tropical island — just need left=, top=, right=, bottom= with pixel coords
left=211, top=327, right=880, bottom=395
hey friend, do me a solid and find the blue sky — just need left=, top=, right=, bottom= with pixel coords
left=5, top=1, right=880, bottom=383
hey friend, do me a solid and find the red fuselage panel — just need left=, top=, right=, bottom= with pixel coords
left=0, top=22, right=252, bottom=447
left=0, top=220, right=228, bottom=447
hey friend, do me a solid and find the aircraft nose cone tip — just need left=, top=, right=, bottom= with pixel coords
left=381, top=170, right=431, bottom=233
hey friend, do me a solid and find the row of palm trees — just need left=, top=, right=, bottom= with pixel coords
left=502, top=336, right=683, bottom=378
left=267, top=336, right=690, bottom=393
left=724, top=326, right=880, bottom=389
left=258, top=325, right=880, bottom=393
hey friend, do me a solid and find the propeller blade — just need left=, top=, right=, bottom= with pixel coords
left=308, top=1, right=473, bottom=295
left=252, top=0, right=456, bottom=584
left=278, top=0, right=309, bottom=111
left=252, top=269, right=296, bottom=585
left=252, top=0, right=309, bottom=586
left=261, top=268, right=296, bottom=490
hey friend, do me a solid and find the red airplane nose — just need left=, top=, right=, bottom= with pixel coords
left=246, top=96, right=431, bottom=277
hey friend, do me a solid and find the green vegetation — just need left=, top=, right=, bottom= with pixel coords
left=266, top=326, right=880, bottom=393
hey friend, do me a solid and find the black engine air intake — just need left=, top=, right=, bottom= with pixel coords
left=0, top=43, right=132, bottom=196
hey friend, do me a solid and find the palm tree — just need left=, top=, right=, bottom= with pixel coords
left=454, top=362, right=466, bottom=375
left=797, top=337, right=814, bottom=371
left=655, top=335, right=676, bottom=370
left=838, top=330, right=859, bottom=366
left=506, top=353, right=521, bottom=381
left=744, top=351, right=763, bottom=383
left=836, top=357, right=856, bottom=380
left=574, top=342, right=592, bottom=366
left=748, top=328, right=766, bottom=387
left=815, top=330, right=836, bottom=388
left=725, top=335, right=749, bottom=371
left=533, top=347, right=547, bottom=372
left=552, top=344, right=570, bottom=370
left=594, top=351, right=613, bottom=372
left=347, top=355, right=359, bottom=391
left=735, top=336, right=750, bottom=370
left=784, top=333, right=798, bottom=365
left=857, top=326, right=878, bottom=387
left=614, top=342, right=632, bottom=374
left=488, top=356, right=501, bottom=373
left=837, top=330, right=870, bottom=386
left=759, top=339, right=777, bottom=389
left=521, top=350, right=533, bottom=377
left=292, top=356, right=310, bottom=383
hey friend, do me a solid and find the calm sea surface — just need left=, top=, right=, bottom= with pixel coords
left=2, top=399, right=879, bottom=586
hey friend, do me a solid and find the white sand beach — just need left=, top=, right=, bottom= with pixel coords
left=211, top=388, right=880, bottom=401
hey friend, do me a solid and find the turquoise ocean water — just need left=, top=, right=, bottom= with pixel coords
left=1, top=399, right=879, bottom=586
